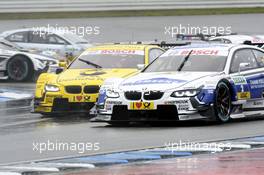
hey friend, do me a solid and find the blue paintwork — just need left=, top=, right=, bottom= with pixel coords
left=197, top=89, right=215, bottom=105
left=97, top=89, right=106, bottom=105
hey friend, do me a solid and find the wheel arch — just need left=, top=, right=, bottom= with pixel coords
left=9, top=54, right=35, bottom=70
left=218, top=78, right=237, bottom=102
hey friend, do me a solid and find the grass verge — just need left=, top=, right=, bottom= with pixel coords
left=0, top=7, right=264, bottom=20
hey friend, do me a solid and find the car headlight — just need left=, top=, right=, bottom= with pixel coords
left=171, top=89, right=201, bottom=98
left=106, top=89, right=119, bottom=98
left=45, top=84, right=60, bottom=92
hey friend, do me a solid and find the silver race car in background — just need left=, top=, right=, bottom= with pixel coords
left=0, top=38, right=58, bottom=81
left=0, top=28, right=92, bottom=60
left=209, top=34, right=264, bottom=47
left=95, top=43, right=264, bottom=125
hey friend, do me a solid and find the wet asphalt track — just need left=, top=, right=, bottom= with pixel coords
left=1, top=83, right=264, bottom=165
left=1, top=14, right=264, bottom=164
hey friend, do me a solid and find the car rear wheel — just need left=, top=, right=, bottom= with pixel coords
left=7, top=55, right=34, bottom=82
left=214, top=82, right=232, bottom=123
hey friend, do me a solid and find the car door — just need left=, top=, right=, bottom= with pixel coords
left=251, top=49, right=264, bottom=101
left=28, top=31, right=71, bottom=56
left=230, top=48, right=264, bottom=111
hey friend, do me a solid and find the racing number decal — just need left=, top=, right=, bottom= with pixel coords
left=231, top=76, right=251, bottom=100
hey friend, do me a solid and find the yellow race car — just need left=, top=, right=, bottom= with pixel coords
left=32, top=44, right=164, bottom=115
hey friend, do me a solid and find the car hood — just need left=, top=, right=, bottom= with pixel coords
left=119, top=71, right=219, bottom=91
left=56, top=68, right=138, bottom=86
left=75, top=43, right=93, bottom=51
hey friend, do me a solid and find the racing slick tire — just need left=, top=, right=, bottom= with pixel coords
left=214, top=81, right=232, bottom=123
left=7, top=55, right=34, bottom=82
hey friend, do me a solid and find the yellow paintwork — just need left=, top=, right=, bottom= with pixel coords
left=34, top=44, right=163, bottom=114
left=237, top=92, right=251, bottom=100
left=129, top=101, right=155, bottom=110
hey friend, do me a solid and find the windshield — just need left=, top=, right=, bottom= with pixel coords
left=69, top=49, right=145, bottom=69
left=144, top=49, right=228, bottom=72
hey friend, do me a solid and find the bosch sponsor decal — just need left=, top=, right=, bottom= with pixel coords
left=180, top=49, right=219, bottom=55
left=162, top=48, right=228, bottom=57
left=250, top=78, right=264, bottom=89
left=122, top=78, right=187, bottom=86
left=84, top=49, right=144, bottom=55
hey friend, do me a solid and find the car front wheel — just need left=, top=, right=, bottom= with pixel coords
left=214, top=82, right=232, bottom=123
left=7, top=55, right=34, bottom=82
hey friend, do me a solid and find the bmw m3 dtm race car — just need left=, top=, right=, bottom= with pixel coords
left=209, top=34, right=264, bottom=47
left=95, top=43, right=264, bottom=124
left=0, top=38, right=58, bottom=81
left=0, top=28, right=92, bottom=61
left=32, top=44, right=164, bottom=115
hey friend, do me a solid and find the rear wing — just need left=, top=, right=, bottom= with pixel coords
left=150, top=41, right=191, bottom=50
left=243, top=40, right=264, bottom=48
left=101, top=41, right=192, bottom=50
left=175, top=33, right=237, bottom=41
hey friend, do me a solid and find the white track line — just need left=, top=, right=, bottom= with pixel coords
left=0, top=172, right=21, bottom=175
left=0, top=106, right=31, bottom=112
left=0, top=166, right=59, bottom=172
left=0, top=118, right=50, bottom=128
left=35, top=162, right=95, bottom=168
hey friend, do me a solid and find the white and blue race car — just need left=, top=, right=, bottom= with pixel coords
left=94, top=43, right=264, bottom=125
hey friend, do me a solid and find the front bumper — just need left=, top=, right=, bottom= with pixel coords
left=95, top=93, right=213, bottom=122
left=33, top=92, right=99, bottom=115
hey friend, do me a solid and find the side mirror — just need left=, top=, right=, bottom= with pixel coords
left=238, top=62, right=250, bottom=74
left=59, top=61, right=67, bottom=68
left=137, top=64, right=145, bottom=70
left=55, top=67, right=64, bottom=74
